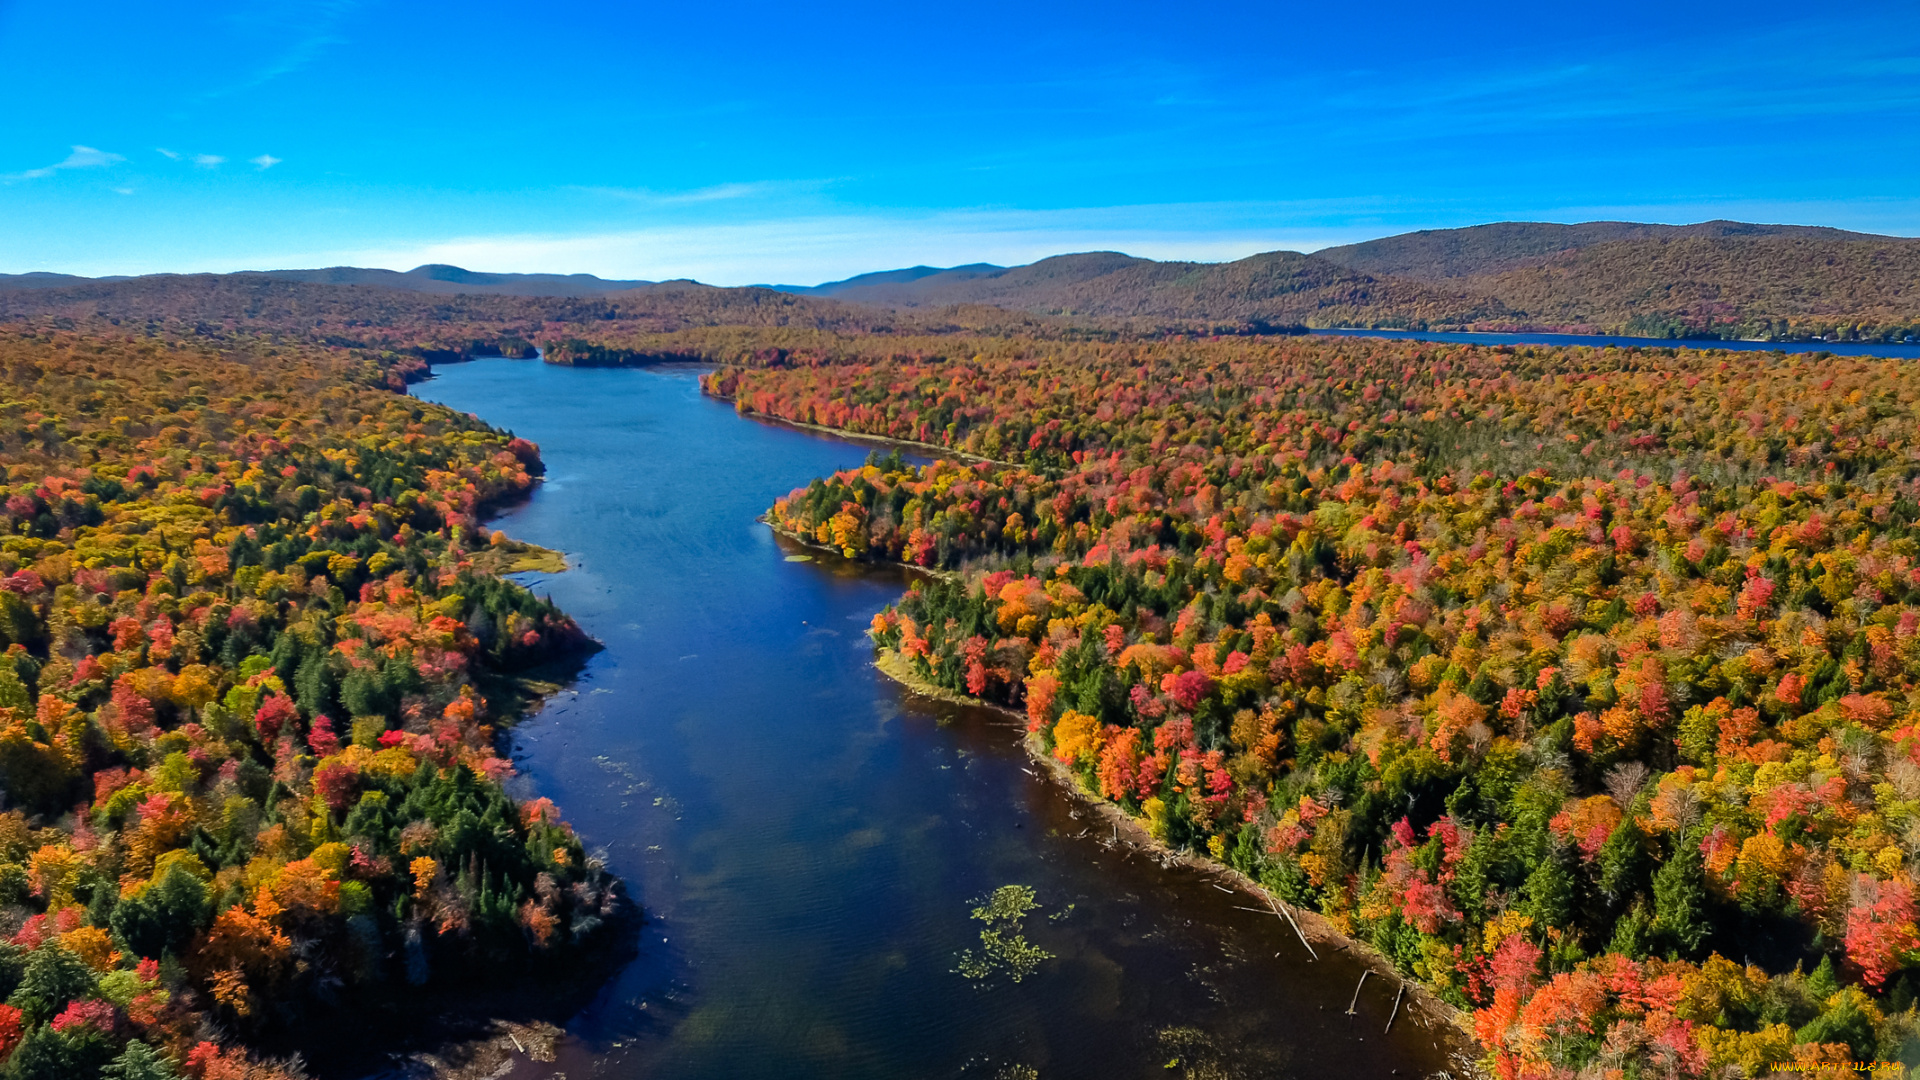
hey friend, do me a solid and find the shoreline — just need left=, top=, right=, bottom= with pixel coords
left=763, top=516, right=966, bottom=584
left=711, top=393, right=1013, bottom=467
left=869, top=644, right=1485, bottom=1077
left=396, top=502, right=618, bottom=1079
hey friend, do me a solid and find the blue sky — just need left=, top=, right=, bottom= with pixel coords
left=3, top=0, right=1918, bottom=284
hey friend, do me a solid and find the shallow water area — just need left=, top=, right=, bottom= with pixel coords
left=402, top=360, right=1460, bottom=1079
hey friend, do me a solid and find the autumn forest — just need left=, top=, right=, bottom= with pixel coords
left=0, top=326, right=609, bottom=1079
left=723, top=334, right=1920, bottom=1076
left=1, top=256, right=1920, bottom=1078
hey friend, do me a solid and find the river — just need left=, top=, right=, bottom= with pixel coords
left=406, top=360, right=1458, bottom=1080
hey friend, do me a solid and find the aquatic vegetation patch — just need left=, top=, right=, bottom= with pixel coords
left=954, top=885, right=1055, bottom=984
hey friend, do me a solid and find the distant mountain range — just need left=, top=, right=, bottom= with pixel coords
left=0, top=264, right=654, bottom=297
left=7, top=220, right=1918, bottom=340
left=770, top=221, right=1920, bottom=339
left=775, top=249, right=1481, bottom=329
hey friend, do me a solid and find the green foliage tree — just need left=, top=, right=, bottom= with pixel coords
left=5, top=947, right=96, bottom=1026
left=1524, top=846, right=1575, bottom=931
left=1653, top=833, right=1711, bottom=959
left=103, top=1040, right=181, bottom=1080
left=110, top=862, right=211, bottom=960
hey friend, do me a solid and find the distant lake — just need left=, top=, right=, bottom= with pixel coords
left=1311, top=327, right=1920, bottom=358
left=404, top=360, right=1459, bottom=1080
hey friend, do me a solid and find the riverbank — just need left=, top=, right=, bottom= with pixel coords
left=868, top=645, right=1484, bottom=1077
left=353, top=495, right=623, bottom=1079
left=786, top=514, right=1481, bottom=1070
left=763, top=516, right=969, bottom=585
left=711, top=392, right=1013, bottom=467
left=781, top=499, right=1482, bottom=1073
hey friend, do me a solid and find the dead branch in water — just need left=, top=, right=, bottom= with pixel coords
left=1346, top=970, right=1370, bottom=1015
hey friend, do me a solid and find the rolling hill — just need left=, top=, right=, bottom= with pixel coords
left=0, top=264, right=652, bottom=296
left=1309, top=219, right=1884, bottom=280
left=776, top=250, right=1502, bottom=329
left=778, top=221, right=1920, bottom=340
left=6, top=219, right=1917, bottom=341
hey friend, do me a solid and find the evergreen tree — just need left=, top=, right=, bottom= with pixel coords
left=1524, top=844, right=1575, bottom=930
left=103, top=1041, right=182, bottom=1080
left=1596, top=816, right=1649, bottom=903
left=1653, top=834, right=1711, bottom=958
left=5, top=946, right=97, bottom=1025
left=110, top=862, right=211, bottom=960
left=1607, top=900, right=1655, bottom=961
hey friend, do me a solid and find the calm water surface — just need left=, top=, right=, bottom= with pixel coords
left=408, top=360, right=1458, bottom=1080
left=1311, top=326, right=1920, bottom=357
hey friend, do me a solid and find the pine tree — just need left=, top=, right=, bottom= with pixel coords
left=104, top=1040, right=182, bottom=1080
left=1653, top=834, right=1711, bottom=958
left=1607, top=900, right=1655, bottom=960
left=1596, top=816, right=1649, bottom=903
left=1524, top=845, right=1575, bottom=930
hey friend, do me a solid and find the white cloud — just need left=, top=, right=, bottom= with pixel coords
left=8, top=145, right=124, bottom=181
left=193, top=154, right=225, bottom=168
left=250, top=154, right=282, bottom=170
left=156, top=148, right=181, bottom=160
left=113, top=187, right=135, bottom=196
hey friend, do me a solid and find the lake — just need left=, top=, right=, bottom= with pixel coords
left=405, top=360, right=1459, bottom=1080
left=1310, top=326, right=1920, bottom=358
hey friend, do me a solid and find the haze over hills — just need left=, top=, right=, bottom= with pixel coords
left=5, top=219, right=1918, bottom=341
left=0, top=264, right=653, bottom=296
left=0, top=273, right=892, bottom=335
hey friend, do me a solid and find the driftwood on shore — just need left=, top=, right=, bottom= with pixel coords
left=1346, top=970, right=1371, bottom=1015
left=1263, top=892, right=1318, bottom=960
left=1385, top=981, right=1407, bottom=1034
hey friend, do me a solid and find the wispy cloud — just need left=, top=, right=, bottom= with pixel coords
left=250, top=155, right=282, bottom=170
left=572, top=180, right=824, bottom=206
left=155, top=148, right=182, bottom=160
left=193, top=154, right=225, bottom=168
left=207, top=0, right=359, bottom=98
left=7, top=145, right=124, bottom=181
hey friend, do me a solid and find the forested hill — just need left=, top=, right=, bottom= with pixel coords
left=782, top=250, right=1497, bottom=328
left=0, top=327, right=615, bottom=1078
left=783, top=221, right=1920, bottom=341
left=0, top=265, right=653, bottom=297
left=0, top=275, right=944, bottom=364
left=11, top=218, right=1920, bottom=342
left=1310, top=220, right=1886, bottom=281
left=0, top=276, right=855, bottom=328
